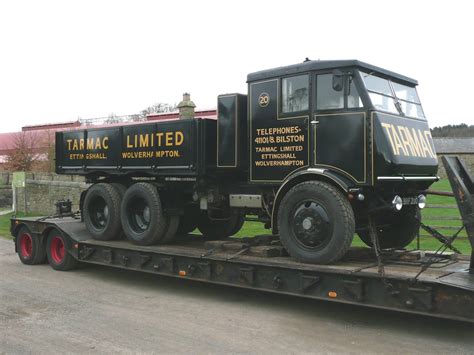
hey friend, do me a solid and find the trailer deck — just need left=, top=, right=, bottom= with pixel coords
left=11, top=215, right=474, bottom=323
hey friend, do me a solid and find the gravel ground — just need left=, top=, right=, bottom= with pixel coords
left=1, top=237, right=473, bottom=354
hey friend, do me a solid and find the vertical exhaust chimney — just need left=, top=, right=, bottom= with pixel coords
left=177, top=93, right=196, bottom=119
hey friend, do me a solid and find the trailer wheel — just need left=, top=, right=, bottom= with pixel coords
left=83, top=183, right=123, bottom=241
left=277, top=181, right=354, bottom=264
left=197, top=212, right=245, bottom=240
left=357, top=206, right=420, bottom=249
left=16, top=226, right=46, bottom=265
left=46, top=229, right=78, bottom=271
left=121, top=182, right=169, bottom=245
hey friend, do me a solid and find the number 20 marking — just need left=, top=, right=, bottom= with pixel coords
left=258, top=93, right=270, bottom=107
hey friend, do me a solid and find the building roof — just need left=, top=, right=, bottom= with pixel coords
left=433, top=138, right=474, bottom=154
left=247, top=59, right=418, bottom=85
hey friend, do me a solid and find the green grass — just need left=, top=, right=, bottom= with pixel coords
left=1, top=178, right=470, bottom=253
left=0, top=212, right=45, bottom=239
left=235, top=179, right=472, bottom=254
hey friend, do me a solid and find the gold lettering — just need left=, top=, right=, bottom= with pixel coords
left=418, top=130, right=432, bottom=159
left=95, top=138, right=101, bottom=150
left=424, top=131, right=435, bottom=158
left=406, top=128, right=423, bottom=157
left=87, top=138, right=94, bottom=150
left=79, top=139, right=84, bottom=151
left=397, top=126, right=415, bottom=157
left=381, top=123, right=397, bottom=155
left=102, top=137, right=109, bottom=150
left=126, top=136, right=133, bottom=148
left=175, top=131, right=184, bottom=146
left=66, top=139, right=72, bottom=150
left=165, top=132, right=173, bottom=146
left=156, top=132, right=163, bottom=146
left=139, top=134, right=149, bottom=147
left=72, top=140, right=78, bottom=150
left=390, top=124, right=408, bottom=156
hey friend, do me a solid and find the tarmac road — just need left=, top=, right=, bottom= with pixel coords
left=1, top=237, right=473, bottom=354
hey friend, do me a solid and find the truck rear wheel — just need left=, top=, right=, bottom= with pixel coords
left=46, top=229, right=78, bottom=271
left=121, top=182, right=169, bottom=245
left=357, top=206, right=420, bottom=249
left=277, top=181, right=354, bottom=264
left=197, top=211, right=245, bottom=240
left=16, top=226, right=46, bottom=265
left=83, top=183, right=123, bottom=241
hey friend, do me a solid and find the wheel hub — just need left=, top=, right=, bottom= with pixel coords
left=292, top=201, right=332, bottom=249
left=128, top=198, right=151, bottom=232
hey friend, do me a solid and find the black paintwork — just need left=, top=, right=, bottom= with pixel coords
left=217, top=94, right=248, bottom=169
left=56, top=118, right=216, bottom=177
left=10, top=217, right=474, bottom=323
left=249, top=79, right=309, bottom=182
left=247, top=60, right=418, bottom=86
left=315, top=113, right=366, bottom=183
left=56, top=60, right=438, bottom=200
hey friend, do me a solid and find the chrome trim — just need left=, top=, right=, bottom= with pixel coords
left=307, top=168, right=326, bottom=174
left=377, top=176, right=439, bottom=181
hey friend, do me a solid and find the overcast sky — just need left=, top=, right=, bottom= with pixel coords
left=0, top=0, right=472, bottom=133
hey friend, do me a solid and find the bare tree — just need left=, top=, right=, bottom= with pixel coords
left=140, top=103, right=177, bottom=117
left=4, top=131, right=42, bottom=171
left=104, top=113, right=123, bottom=124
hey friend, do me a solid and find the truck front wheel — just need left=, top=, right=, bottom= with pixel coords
left=83, top=183, right=123, bottom=241
left=357, top=206, right=420, bottom=249
left=277, top=181, right=354, bottom=264
left=121, top=182, right=169, bottom=245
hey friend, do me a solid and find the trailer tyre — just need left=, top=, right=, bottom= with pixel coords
left=46, top=229, right=78, bottom=271
left=357, top=206, right=420, bottom=249
left=83, top=183, right=123, bottom=241
left=16, top=226, right=47, bottom=265
left=121, top=182, right=169, bottom=245
left=277, top=181, right=354, bottom=264
left=198, top=212, right=245, bottom=240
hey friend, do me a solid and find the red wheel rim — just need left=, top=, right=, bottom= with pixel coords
left=20, top=233, right=33, bottom=258
left=50, top=236, right=65, bottom=264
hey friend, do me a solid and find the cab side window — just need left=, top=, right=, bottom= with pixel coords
left=316, top=74, right=343, bottom=110
left=316, top=73, right=363, bottom=110
left=282, top=75, right=309, bottom=113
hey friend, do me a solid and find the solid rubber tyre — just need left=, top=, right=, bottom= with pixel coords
left=83, top=183, right=123, bottom=241
left=197, top=211, right=245, bottom=240
left=176, top=205, right=200, bottom=237
left=16, top=226, right=46, bottom=265
left=121, top=182, right=169, bottom=245
left=46, top=229, right=78, bottom=271
left=357, top=206, right=421, bottom=249
left=277, top=181, right=354, bottom=264
left=161, top=216, right=180, bottom=243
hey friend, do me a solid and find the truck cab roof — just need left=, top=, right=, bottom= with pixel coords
left=247, top=59, right=418, bottom=86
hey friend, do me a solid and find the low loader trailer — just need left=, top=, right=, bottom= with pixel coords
left=10, top=60, right=474, bottom=321
left=10, top=155, right=474, bottom=323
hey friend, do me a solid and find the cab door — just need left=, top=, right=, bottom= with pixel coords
left=314, top=72, right=368, bottom=184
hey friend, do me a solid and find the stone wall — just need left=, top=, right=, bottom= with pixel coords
left=0, top=172, right=13, bottom=210
left=436, top=154, right=474, bottom=178
left=14, top=173, right=90, bottom=215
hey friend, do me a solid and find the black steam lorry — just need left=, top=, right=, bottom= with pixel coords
left=11, top=60, right=474, bottom=322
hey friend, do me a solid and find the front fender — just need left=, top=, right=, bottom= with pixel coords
left=271, top=168, right=354, bottom=234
